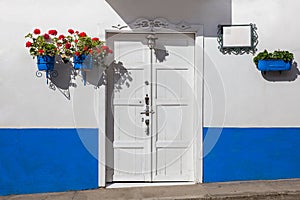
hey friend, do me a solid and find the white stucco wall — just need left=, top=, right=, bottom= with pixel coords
left=204, top=0, right=300, bottom=127
left=0, top=0, right=124, bottom=127
left=1, top=0, right=300, bottom=128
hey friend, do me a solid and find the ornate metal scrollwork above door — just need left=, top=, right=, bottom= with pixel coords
left=111, top=18, right=203, bottom=33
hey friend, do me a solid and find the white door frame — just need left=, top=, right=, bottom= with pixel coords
left=98, top=18, right=204, bottom=187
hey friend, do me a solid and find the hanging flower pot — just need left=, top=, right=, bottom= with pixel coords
left=257, top=60, right=292, bottom=71
left=37, top=55, right=55, bottom=71
left=253, top=50, right=294, bottom=72
left=73, top=54, right=93, bottom=71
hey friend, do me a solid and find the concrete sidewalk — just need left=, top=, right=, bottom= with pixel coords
left=1, top=179, right=300, bottom=200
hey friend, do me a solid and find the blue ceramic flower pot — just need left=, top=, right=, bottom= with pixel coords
left=37, top=56, right=55, bottom=71
left=73, top=55, right=93, bottom=70
left=258, top=60, right=292, bottom=71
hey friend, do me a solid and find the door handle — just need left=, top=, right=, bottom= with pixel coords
left=140, top=110, right=155, bottom=116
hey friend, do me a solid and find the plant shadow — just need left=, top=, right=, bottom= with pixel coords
left=48, top=56, right=73, bottom=99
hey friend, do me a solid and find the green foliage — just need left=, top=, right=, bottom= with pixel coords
left=25, top=33, right=58, bottom=58
left=253, top=50, right=294, bottom=66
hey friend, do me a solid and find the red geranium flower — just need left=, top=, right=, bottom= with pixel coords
left=75, top=52, right=80, bottom=57
left=33, top=28, right=41, bottom=35
left=57, top=43, right=62, bottom=47
left=92, top=37, right=99, bottom=41
left=83, top=46, right=88, bottom=51
left=79, top=32, right=87, bottom=37
left=74, top=39, right=78, bottom=43
left=101, top=46, right=109, bottom=51
left=48, top=30, right=58, bottom=36
left=68, top=29, right=74, bottom=34
left=38, top=49, right=44, bottom=54
left=75, top=31, right=79, bottom=34
left=89, top=49, right=93, bottom=54
left=43, top=33, right=50, bottom=40
left=65, top=43, right=71, bottom=49
left=108, top=49, right=113, bottom=54
left=58, top=35, right=65, bottom=40
left=25, top=41, right=32, bottom=47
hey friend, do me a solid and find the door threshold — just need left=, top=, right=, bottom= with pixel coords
left=106, top=182, right=195, bottom=188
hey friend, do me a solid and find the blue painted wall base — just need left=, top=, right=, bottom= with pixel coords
left=0, top=129, right=98, bottom=196
left=203, top=128, right=300, bottom=182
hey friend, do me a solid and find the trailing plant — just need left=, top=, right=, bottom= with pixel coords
left=253, top=50, right=294, bottom=66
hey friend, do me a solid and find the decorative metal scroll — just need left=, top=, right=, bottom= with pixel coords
left=217, top=24, right=258, bottom=55
left=132, top=18, right=169, bottom=31
left=116, top=17, right=203, bottom=33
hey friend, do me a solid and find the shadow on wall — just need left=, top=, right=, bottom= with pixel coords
left=154, top=44, right=169, bottom=63
left=105, top=0, right=232, bottom=37
left=49, top=56, right=108, bottom=100
left=261, top=62, right=300, bottom=82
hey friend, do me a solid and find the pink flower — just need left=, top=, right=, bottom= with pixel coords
left=43, top=33, right=50, bottom=40
left=68, top=29, right=74, bottom=34
left=25, top=41, right=32, bottom=47
left=33, top=28, right=41, bottom=35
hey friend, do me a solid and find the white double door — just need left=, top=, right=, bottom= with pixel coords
left=107, top=33, right=195, bottom=182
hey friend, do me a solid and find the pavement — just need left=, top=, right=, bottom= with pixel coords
left=1, top=179, right=300, bottom=200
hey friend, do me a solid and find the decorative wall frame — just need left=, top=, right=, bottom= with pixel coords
left=217, top=24, right=258, bottom=55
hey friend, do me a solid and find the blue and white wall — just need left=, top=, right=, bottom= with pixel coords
left=0, top=0, right=123, bottom=196
left=203, top=0, right=300, bottom=182
left=1, top=0, right=300, bottom=196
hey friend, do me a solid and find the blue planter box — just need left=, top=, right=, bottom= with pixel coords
left=37, top=56, right=55, bottom=71
left=258, top=60, right=292, bottom=71
left=73, top=55, right=93, bottom=70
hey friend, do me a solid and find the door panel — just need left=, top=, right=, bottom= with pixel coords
left=109, top=34, right=151, bottom=182
left=107, top=33, right=194, bottom=182
left=152, top=34, right=194, bottom=181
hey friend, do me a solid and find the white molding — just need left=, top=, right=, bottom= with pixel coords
left=98, top=85, right=106, bottom=187
left=194, top=35, right=204, bottom=184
